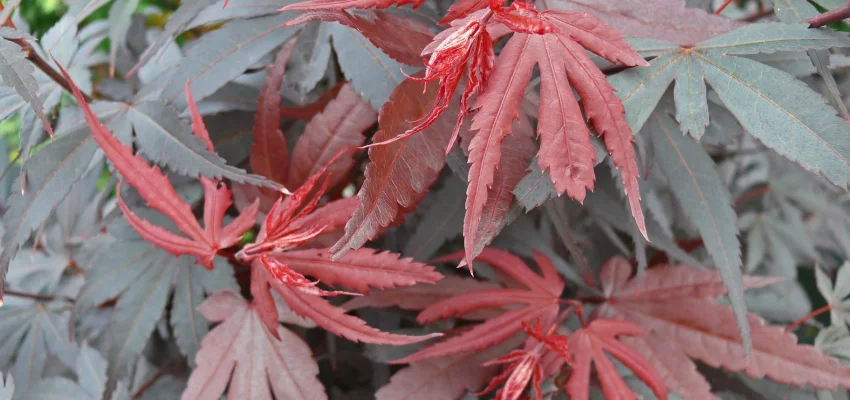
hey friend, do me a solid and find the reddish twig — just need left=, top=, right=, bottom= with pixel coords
left=803, top=1, right=850, bottom=28
left=2, top=288, right=74, bottom=303
left=132, top=358, right=183, bottom=399
left=734, top=186, right=771, bottom=206
left=785, top=304, right=833, bottom=332
left=715, top=0, right=735, bottom=14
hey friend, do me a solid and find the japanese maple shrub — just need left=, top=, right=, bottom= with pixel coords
left=1, top=0, right=850, bottom=399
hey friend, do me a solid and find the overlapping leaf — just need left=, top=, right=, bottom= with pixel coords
left=331, top=79, right=456, bottom=257
left=181, top=290, right=326, bottom=400
left=60, top=63, right=261, bottom=271
left=566, top=319, right=667, bottom=400
left=17, top=343, right=108, bottom=400
left=543, top=0, right=742, bottom=44
left=647, top=108, right=748, bottom=357
left=465, top=7, right=649, bottom=267
left=610, top=23, right=850, bottom=188
left=395, top=249, right=564, bottom=363
left=596, top=257, right=850, bottom=398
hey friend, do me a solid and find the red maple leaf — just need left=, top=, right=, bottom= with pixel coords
left=182, top=290, right=326, bottom=400
left=476, top=319, right=572, bottom=400
left=58, top=66, right=258, bottom=270
left=595, top=257, right=850, bottom=399
left=464, top=5, right=650, bottom=268
left=324, top=2, right=649, bottom=270
left=566, top=318, right=667, bottom=400
left=394, top=248, right=564, bottom=363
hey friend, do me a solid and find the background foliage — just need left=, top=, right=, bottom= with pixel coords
left=1, top=0, right=850, bottom=399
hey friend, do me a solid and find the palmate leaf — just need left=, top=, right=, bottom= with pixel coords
left=394, top=249, right=564, bottom=363
left=287, top=22, right=333, bottom=96
left=0, top=300, right=76, bottom=393
left=154, top=12, right=298, bottom=109
left=375, top=339, right=520, bottom=400
left=566, top=319, right=667, bottom=400
left=597, top=258, right=850, bottom=398
left=187, top=0, right=296, bottom=30
left=182, top=291, right=326, bottom=400
left=19, top=342, right=109, bottom=400
left=329, top=22, right=417, bottom=109
left=59, top=64, right=260, bottom=268
left=75, top=232, right=238, bottom=391
left=463, top=7, right=649, bottom=267
left=402, top=174, right=466, bottom=261
left=0, top=102, right=126, bottom=301
left=647, top=108, right=747, bottom=357
left=610, top=23, right=850, bottom=188
left=285, top=8, right=430, bottom=109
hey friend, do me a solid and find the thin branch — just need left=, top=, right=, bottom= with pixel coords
left=743, top=8, right=774, bottom=22
left=715, top=0, right=735, bottom=14
left=5, top=38, right=93, bottom=103
left=803, top=1, right=850, bottom=28
left=734, top=185, right=771, bottom=205
left=132, top=358, right=183, bottom=399
left=785, top=304, right=832, bottom=332
left=3, top=288, right=75, bottom=303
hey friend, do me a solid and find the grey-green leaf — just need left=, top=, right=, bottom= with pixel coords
left=0, top=374, right=12, bottom=400
left=649, top=110, right=749, bottom=357
left=170, top=257, right=207, bottom=364
left=0, top=39, right=51, bottom=136
left=514, top=160, right=557, bottom=212
left=106, top=253, right=172, bottom=389
left=288, top=22, right=332, bottom=96
left=126, top=100, right=274, bottom=187
left=75, top=342, right=107, bottom=399
left=673, top=55, right=709, bottom=138
left=699, top=54, right=850, bottom=189
left=130, top=0, right=217, bottom=77
left=159, top=12, right=296, bottom=108
left=744, top=222, right=766, bottom=272
left=772, top=0, right=820, bottom=22
left=330, top=24, right=415, bottom=109
left=107, top=0, right=140, bottom=76
left=403, top=175, right=465, bottom=261
left=699, top=23, right=850, bottom=56
left=18, top=378, right=92, bottom=400
left=610, top=51, right=680, bottom=132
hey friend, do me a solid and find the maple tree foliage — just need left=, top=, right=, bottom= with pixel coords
left=4, top=0, right=850, bottom=399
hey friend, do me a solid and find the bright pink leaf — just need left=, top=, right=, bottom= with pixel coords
left=466, top=7, right=649, bottom=269
left=597, top=257, right=850, bottom=392
left=566, top=319, right=667, bottom=400
left=183, top=291, right=326, bottom=400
